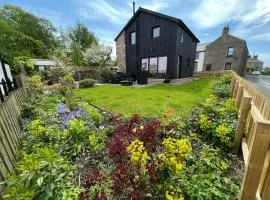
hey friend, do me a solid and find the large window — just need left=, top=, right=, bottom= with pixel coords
left=152, top=26, right=160, bottom=38
left=130, top=31, right=136, bottom=45
left=227, top=47, right=234, bottom=56
left=141, top=56, right=167, bottom=78
left=141, top=58, right=149, bottom=71
left=149, top=57, right=158, bottom=74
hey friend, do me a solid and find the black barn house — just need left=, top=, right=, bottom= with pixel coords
left=115, top=7, right=199, bottom=80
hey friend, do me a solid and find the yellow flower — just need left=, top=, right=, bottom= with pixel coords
left=132, top=128, right=137, bottom=133
left=161, top=138, right=192, bottom=174
left=140, top=125, right=144, bottom=130
left=127, top=139, right=148, bottom=169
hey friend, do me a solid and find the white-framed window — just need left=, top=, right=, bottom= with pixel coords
left=227, top=47, right=234, bottom=56
left=130, top=31, right=136, bottom=45
left=152, top=26, right=160, bottom=38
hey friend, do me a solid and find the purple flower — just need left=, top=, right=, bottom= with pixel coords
left=57, top=103, right=70, bottom=114
left=59, top=108, right=89, bottom=129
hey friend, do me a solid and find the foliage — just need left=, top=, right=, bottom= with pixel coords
left=0, top=4, right=59, bottom=64
left=246, top=65, right=256, bottom=73
left=160, top=138, right=192, bottom=175
left=213, top=74, right=232, bottom=98
left=262, top=67, right=270, bottom=75
left=60, top=72, right=74, bottom=84
left=83, top=43, right=112, bottom=66
left=177, top=146, right=240, bottom=200
left=42, top=67, right=68, bottom=84
left=25, top=75, right=43, bottom=98
left=97, top=67, right=113, bottom=83
left=2, top=147, right=79, bottom=200
left=79, top=79, right=96, bottom=88
left=69, top=22, right=98, bottom=66
left=127, top=139, right=149, bottom=169
left=13, top=56, right=34, bottom=75
left=78, top=101, right=102, bottom=125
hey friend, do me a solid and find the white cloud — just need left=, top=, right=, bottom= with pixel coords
left=74, top=0, right=131, bottom=24
left=191, top=0, right=238, bottom=28
left=250, top=33, right=270, bottom=41
left=141, top=0, right=169, bottom=12
left=191, top=0, right=270, bottom=28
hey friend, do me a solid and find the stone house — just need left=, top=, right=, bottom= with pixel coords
left=203, top=26, right=249, bottom=76
left=247, top=55, right=264, bottom=71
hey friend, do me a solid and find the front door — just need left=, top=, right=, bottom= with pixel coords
left=178, top=55, right=182, bottom=78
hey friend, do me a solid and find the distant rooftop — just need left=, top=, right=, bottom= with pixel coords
left=32, top=59, right=56, bottom=66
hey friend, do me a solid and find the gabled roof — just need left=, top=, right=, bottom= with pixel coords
left=114, top=7, right=200, bottom=43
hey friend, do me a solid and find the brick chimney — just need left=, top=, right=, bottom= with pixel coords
left=222, top=25, right=229, bottom=35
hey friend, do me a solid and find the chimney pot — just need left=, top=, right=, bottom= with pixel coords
left=223, top=25, right=229, bottom=35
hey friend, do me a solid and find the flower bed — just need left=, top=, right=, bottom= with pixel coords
left=1, top=75, right=243, bottom=200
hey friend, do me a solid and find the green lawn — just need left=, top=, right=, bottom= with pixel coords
left=74, top=78, right=217, bottom=117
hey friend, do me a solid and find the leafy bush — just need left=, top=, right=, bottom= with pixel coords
left=177, top=146, right=240, bottom=200
left=213, top=74, right=232, bottom=98
left=79, top=79, right=96, bottom=88
left=98, top=67, right=113, bottom=83
left=42, top=67, right=67, bottom=85
left=2, top=147, right=79, bottom=200
left=24, top=75, right=43, bottom=98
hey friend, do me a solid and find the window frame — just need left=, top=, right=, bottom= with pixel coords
left=152, top=26, right=160, bottom=38
left=224, top=62, right=232, bottom=70
left=227, top=47, right=234, bottom=57
left=129, top=31, right=136, bottom=45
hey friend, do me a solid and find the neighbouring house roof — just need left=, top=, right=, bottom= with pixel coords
left=32, top=59, right=56, bottom=66
left=114, top=7, right=200, bottom=43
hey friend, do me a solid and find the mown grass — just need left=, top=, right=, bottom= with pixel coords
left=74, top=78, right=217, bottom=117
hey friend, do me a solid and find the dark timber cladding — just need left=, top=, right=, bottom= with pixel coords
left=115, top=7, right=199, bottom=79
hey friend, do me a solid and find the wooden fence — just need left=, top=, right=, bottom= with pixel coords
left=194, top=70, right=270, bottom=200
left=0, top=87, right=25, bottom=191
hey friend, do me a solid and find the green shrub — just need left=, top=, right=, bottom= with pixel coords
left=213, top=74, right=232, bottom=98
left=2, top=147, right=80, bottom=200
left=25, top=75, right=43, bottom=98
left=79, top=79, right=96, bottom=88
left=78, top=101, right=102, bottom=125
left=98, top=67, right=113, bottom=83
left=177, top=146, right=240, bottom=200
left=42, top=67, right=67, bottom=84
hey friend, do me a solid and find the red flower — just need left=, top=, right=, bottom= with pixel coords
left=84, top=169, right=104, bottom=188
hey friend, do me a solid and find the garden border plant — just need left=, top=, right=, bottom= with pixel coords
left=1, top=74, right=243, bottom=200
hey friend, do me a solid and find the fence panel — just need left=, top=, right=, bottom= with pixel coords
left=0, top=88, right=25, bottom=191
left=194, top=70, right=270, bottom=200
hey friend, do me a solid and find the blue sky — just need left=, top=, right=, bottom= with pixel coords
left=1, top=0, right=270, bottom=66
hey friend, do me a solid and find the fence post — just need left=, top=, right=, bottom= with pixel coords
left=232, top=95, right=252, bottom=153
left=0, top=87, right=4, bottom=102
left=233, top=81, right=239, bottom=98
left=236, top=85, right=244, bottom=108
left=261, top=160, right=270, bottom=200
left=239, top=121, right=270, bottom=200
left=1, top=79, right=8, bottom=96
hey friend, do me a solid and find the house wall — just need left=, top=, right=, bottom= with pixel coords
left=115, top=31, right=126, bottom=72
left=203, top=31, right=248, bottom=76
left=124, top=12, right=197, bottom=79
left=195, top=44, right=208, bottom=72
left=175, top=27, right=197, bottom=78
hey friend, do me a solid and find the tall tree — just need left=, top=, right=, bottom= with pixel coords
left=0, top=4, right=59, bottom=66
left=69, top=22, right=98, bottom=65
